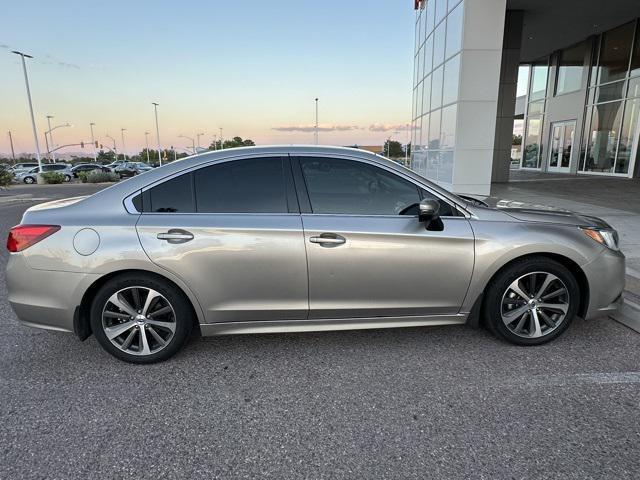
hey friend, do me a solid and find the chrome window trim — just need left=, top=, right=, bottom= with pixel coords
left=123, top=191, right=141, bottom=214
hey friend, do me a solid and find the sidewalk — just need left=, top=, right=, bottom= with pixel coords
left=492, top=171, right=640, bottom=331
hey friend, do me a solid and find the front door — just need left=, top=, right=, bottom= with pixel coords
left=548, top=121, right=575, bottom=173
left=136, top=156, right=308, bottom=324
left=294, top=155, right=475, bottom=319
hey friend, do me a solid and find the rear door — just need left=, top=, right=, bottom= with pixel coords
left=292, top=155, right=475, bottom=319
left=135, top=155, right=308, bottom=324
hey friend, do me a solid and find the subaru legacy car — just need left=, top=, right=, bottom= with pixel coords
left=6, top=146, right=624, bottom=363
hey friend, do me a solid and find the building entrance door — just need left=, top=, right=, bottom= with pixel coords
left=548, top=121, right=575, bottom=173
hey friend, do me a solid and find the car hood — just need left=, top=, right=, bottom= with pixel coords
left=461, top=195, right=611, bottom=229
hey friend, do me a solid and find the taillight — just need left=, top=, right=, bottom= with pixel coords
left=7, top=225, right=61, bottom=253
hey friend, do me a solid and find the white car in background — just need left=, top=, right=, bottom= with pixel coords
left=16, top=163, right=73, bottom=184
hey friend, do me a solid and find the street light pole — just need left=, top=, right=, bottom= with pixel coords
left=90, top=122, right=97, bottom=161
left=106, top=134, right=117, bottom=162
left=144, top=131, right=151, bottom=164
left=120, top=128, right=127, bottom=160
left=12, top=51, right=43, bottom=174
left=314, top=98, right=319, bottom=145
left=219, top=127, right=223, bottom=149
left=196, top=132, right=204, bottom=151
left=179, top=135, right=196, bottom=155
left=7, top=131, right=16, bottom=162
left=46, top=115, right=55, bottom=162
left=152, top=102, right=162, bottom=166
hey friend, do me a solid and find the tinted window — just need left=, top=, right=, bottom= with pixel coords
left=148, top=173, right=194, bottom=213
left=194, top=157, right=287, bottom=213
left=300, top=157, right=423, bottom=216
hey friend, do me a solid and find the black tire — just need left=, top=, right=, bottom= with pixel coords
left=90, top=273, right=194, bottom=363
left=64, top=174, right=71, bottom=182
left=23, top=176, right=35, bottom=184
left=483, top=257, right=580, bottom=346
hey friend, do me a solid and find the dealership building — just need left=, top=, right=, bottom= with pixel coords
left=410, top=0, right=640, bottom=194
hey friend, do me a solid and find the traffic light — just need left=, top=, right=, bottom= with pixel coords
left=95, top=141, right=99, bottom=148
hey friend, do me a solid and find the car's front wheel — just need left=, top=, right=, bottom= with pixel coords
left=23, top=176, right=35, bottom=184
left=90, top=273, right=194, bottom=363
left=483, top=257, right=579, bottom=345
left=64, top=174, right=71, bottom=182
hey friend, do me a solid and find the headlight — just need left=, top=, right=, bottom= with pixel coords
left=581, top=227, right=620, bottom=251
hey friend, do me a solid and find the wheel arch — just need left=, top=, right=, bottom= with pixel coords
left=74, top=269, right=203, bottom=340
left=467, top=252, right=589, bottom=326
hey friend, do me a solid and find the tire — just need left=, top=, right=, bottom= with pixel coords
left=64, top=174, right=71, bottom=182
left=23, top=176, right=35, bottom=184
left=90, top=273, right=194, bottom=363
left=483, top=257, right=579, bottom=346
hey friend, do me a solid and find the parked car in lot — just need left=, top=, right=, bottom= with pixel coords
left=70, top=163, right=111, bottom=178
left=114, top=161, right=153, bottom=178
left=104, top=161, right=125, bottom=172
left=10, top=162, right=38, bottom=174
left=5, top=146, right=625, bottom=363
left=16, top=163, right=73, bottom=183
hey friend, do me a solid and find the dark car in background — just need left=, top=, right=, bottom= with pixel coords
left=114, top=161, right=153, bottom=178
left=70, top=163, right=111, bottom=178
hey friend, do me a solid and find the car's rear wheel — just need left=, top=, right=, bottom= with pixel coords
left=483, top=257, right=579, bottom=345
left=64, top=174, right=71, bottom=182
left=23, top=176, right=35, bottom=184
left=90, top=273, right=193, bottom=363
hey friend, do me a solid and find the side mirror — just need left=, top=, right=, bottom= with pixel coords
left=418, top=199, right=443, bottom=231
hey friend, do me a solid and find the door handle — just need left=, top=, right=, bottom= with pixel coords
left=309, top=234, right=346, bottom=247
left=157, top=229, right=194, bottom=244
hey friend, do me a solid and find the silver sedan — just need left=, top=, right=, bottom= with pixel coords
left=6, top=146, right=625, bottom=363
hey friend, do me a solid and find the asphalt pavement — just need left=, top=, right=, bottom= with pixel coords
left=1, top=185, right=639, bottom=479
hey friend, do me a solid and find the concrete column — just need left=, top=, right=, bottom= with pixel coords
left=450, top=0, right=507, bottom=195
left=492, top=10, right=523, bottom=183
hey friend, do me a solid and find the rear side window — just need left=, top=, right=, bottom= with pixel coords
left=143, top=157, right=288, bottom=214
left=194, top=157, right=287, bottom=213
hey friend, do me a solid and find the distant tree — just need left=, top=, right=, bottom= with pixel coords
left=384, top=140, right=404, bottom=158
left=97, top=150, right=115, bottom=163
left=208, top=136, right=255, bottom=150
left=406, top=142, right=411, bottom=157
left=512, top=134, right=523, bottom=146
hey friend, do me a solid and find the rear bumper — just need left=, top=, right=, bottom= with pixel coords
left=6, top=254, right=97, bottom=333
left=582, top=248, right=626, bottom=319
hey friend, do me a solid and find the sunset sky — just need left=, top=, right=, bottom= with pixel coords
left=0, top=1, right=415, bottom=156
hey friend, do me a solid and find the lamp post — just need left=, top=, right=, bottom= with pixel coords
left=196, top=132, right=204, bottom=151
left=120, top=128, right=128, bottom=160
left=219, top=127, right=223, bottom=149
left=144, top=131, right=151, bottom=164
left=106, top=134, right=117, bottom=161
left=45, top=121, right=72, bottom=162
left=212, top=134, right=217, bottom=150
left=152, top=102, right=162, bottom=166
left=314, top=98, right=319, bottom=145
left=90, top=122, right=97, bottom=161
left=7, top=131, right=16, bottom=162
left=179, top=134, right=196, bottom=155
left=12, top=51, right=43, bottom=174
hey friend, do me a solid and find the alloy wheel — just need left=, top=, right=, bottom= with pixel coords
left=101, top=286, right=177, bottom=356
left=500, top=271, right=570, bottom=338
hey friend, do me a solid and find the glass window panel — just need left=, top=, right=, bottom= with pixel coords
left=433, top=22, right=446, bottom=68
left=422, top=74, right=432, bottom=114
left=413, top=86, right=420, bottom=120
left=530, top=62, right=549, bottom=100
left=426, top=0, right=435, bottom=34
left=440, top=104, right=457, bottom=149
left=194, top=157, right=287, bottom=213
left=556, top=41, right=587, bottom=95
left=523, top=117, right=542, bottom=168
left=417, top=45, right=424, bottom=82
left=299, top=157, right=421, bottom=216
left=437, top=150, right=454, bottom=184
left=149, top=173, right=195, bottom=213
left=628, top=76, right=640, bottom=98
left=423, top=34, right=433, bottom=75
left=416, top=82, right=423, bottom=119
left=415, top=11, right=422, bottom=51
left=527, top=100, right=545, bottom=115
left=584, top=101, right=624, bottom=173
left=421, top=113, right=430, bottom=150
left=448, top=0, right=461, bottom=12
left=442, top=54, right=460, bottom=105
left=596, top=21, right=635, bottom=85
left=432, top=65, right=444, bottom=110
left=616, top=97, right=640, bottom=174
left=429, top=108, right=441, bottom=149
left=445, top=1, right=463, bottom=59
left=412, top=87, right=417, bottom=121
left=580, top=106, right=592, bottom=170
left=595, top=80, right=625, bottom=103
left=631, top=21, right=640, bottom=77
left=516, top=65, right=530, bottom=97
left=589, top=38, right=600, bottom=88
left=435, top=0, right=447, bottom=25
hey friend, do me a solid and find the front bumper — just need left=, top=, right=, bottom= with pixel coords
left=6, top=254, right=97, bottom=333
left=582, top=247, right=626, bottom=319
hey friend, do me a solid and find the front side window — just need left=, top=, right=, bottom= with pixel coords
left=299, top=157, right=453, bottom=216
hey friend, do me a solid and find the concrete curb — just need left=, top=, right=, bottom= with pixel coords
left=610, top=270, right=640, bottom=333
